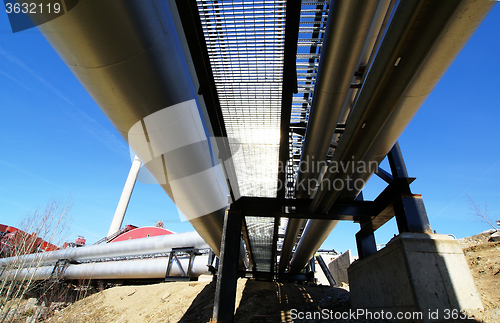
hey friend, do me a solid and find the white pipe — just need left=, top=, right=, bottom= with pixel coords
left=107, top=155, right=142, bottom=238
left=335, top=0, right=393, bottom=128
left=281, top=0, right=391, bottom=273
left=291, top=0, right=496, bottom=272
left=0, top=231, right=209, bottom=268
left=3, top=255, right=209, bottom=281
left=34, top=0, right=228, bottom=255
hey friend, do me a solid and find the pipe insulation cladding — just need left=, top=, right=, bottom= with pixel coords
left=280, top=0, right=384, bottom=273
left=294, top=0, right=380, bottom=199
left=289, top=0, right=496, bottom=272
left=2, top=256, right=210, bottom=281
left=33, top=0, right=234, bottom=255
left=0, top=231, right=209, bottom=268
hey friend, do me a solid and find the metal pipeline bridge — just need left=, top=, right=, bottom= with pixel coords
left=7, top=0, right=496, bottom=321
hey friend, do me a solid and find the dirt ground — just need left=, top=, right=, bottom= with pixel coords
left=44, top=279, right=356, bottom=323
left=459, top=232, right=500, bottom=322
left=41, top=232, right=499, bottom=323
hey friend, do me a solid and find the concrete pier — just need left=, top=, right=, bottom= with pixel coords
left=348, top=233, right=482, bottom=322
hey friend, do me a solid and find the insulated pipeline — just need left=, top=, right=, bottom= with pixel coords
left=34, top=0, right=230, bottom=254
left=290, top=0, right=496, bottom=272
left=294, top=0, right=380, bottom=198
left=2, top=255, right=210, bottom=281
left=280, top=0, right=380, bottom=273
left=0, top=231, right=209, bottom=268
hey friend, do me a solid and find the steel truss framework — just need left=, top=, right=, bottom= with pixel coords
left=23, top=0, right=494, bottom=318
left=173, top=2, right=435, bottom=322
left=212, top=141, right=432, bottom=322
left=175, top=0, right=333, bottom=274
left=171, top=1, right=464, bottom=322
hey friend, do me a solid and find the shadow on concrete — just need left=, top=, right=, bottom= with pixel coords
left=348, top=233, right=484, bottom=323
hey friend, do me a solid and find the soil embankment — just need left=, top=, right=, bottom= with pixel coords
left=41, top=232, right=499, bottom=323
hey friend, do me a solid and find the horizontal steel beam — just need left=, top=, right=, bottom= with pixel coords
left=238, top=270, right=311, bottom=282
left=231, top=197, right=375, bottom=222
left=359, top=178, right=415, bottom=234
left=231, top=176, right=418, bottom=234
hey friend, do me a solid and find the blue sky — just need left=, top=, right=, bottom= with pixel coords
left=0, top=5, right=499, bottom=254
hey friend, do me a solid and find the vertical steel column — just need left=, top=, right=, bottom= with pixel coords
left=388, top=142, right=432, bottom=234
left=387, top=141, right=409, bottom=178
left=355, top=230, right=377, bottom=259
left=277, top=0, right=301, bottom=200
left=307, top=256, right=316, bottom=282
left=213, top=210, right=242, bottom=323
left=270, top=216, right=280, bottom=276
left=354, top=191, right=377, bottom=259
left=393, top=195, right=432, bottom=233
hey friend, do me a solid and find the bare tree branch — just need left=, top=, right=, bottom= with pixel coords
left=465, top=193, right=498, bottom=231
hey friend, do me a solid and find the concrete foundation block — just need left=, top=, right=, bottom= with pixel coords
left=328, top=250, right=354, bottom=286
left=348, top=233, right=482, bottom=322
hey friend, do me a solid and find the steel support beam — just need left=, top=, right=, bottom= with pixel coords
left=213, top=210, right=242, bottom=323
left=387, top=142, right=432, bottom=234
left=277, top=0, right=301, bottom=199
left=174, top=0, right=226, bottom=139
left=356, top=142, right=431, bottom=259
left=230, top=197, right=375, bottom=222
left=394, top=195, right=432, bottom=233
left=270, top=216, right=280, bottom=276
left=375, top=166, right=393, bottom=184
left=174, top=0, right=239, bottom=202
left=387, top=141, right=409, bottom=178
left=308, top=257, right=316, bottom=278
left=315, top=255, right=337, bottom=287
left=355, top=230, right=377, bottom=260
left=238, top=271, right=311, bottom=282
left=358, top=177, right=411, bottom=234
left=165, top=248, right=201, bottom=282
left=241, top=218, right=256, bottom=271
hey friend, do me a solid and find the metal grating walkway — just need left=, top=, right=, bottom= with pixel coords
left=197, top=0, right=286, bottom=199
left=195, top=0, right=329, bottom=272
left=196, top=0, right=287, bottom=272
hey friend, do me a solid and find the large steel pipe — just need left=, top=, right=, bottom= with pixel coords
left=290, top=0, right=496, bottom=272
left=3, top=255, right=209, bottom=281
left=278, top=218, right=303, bottom=272
left=333, top=0, right=393, bottom=143
left=294, top=0, right=380, bottom=198
left=0, top=231, right=208, bottom=268
left=280, top=0, right=380, bottom=273
left=34, top=0, right=228, bottom=254
left=337, top=0, right=497, bottom=203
